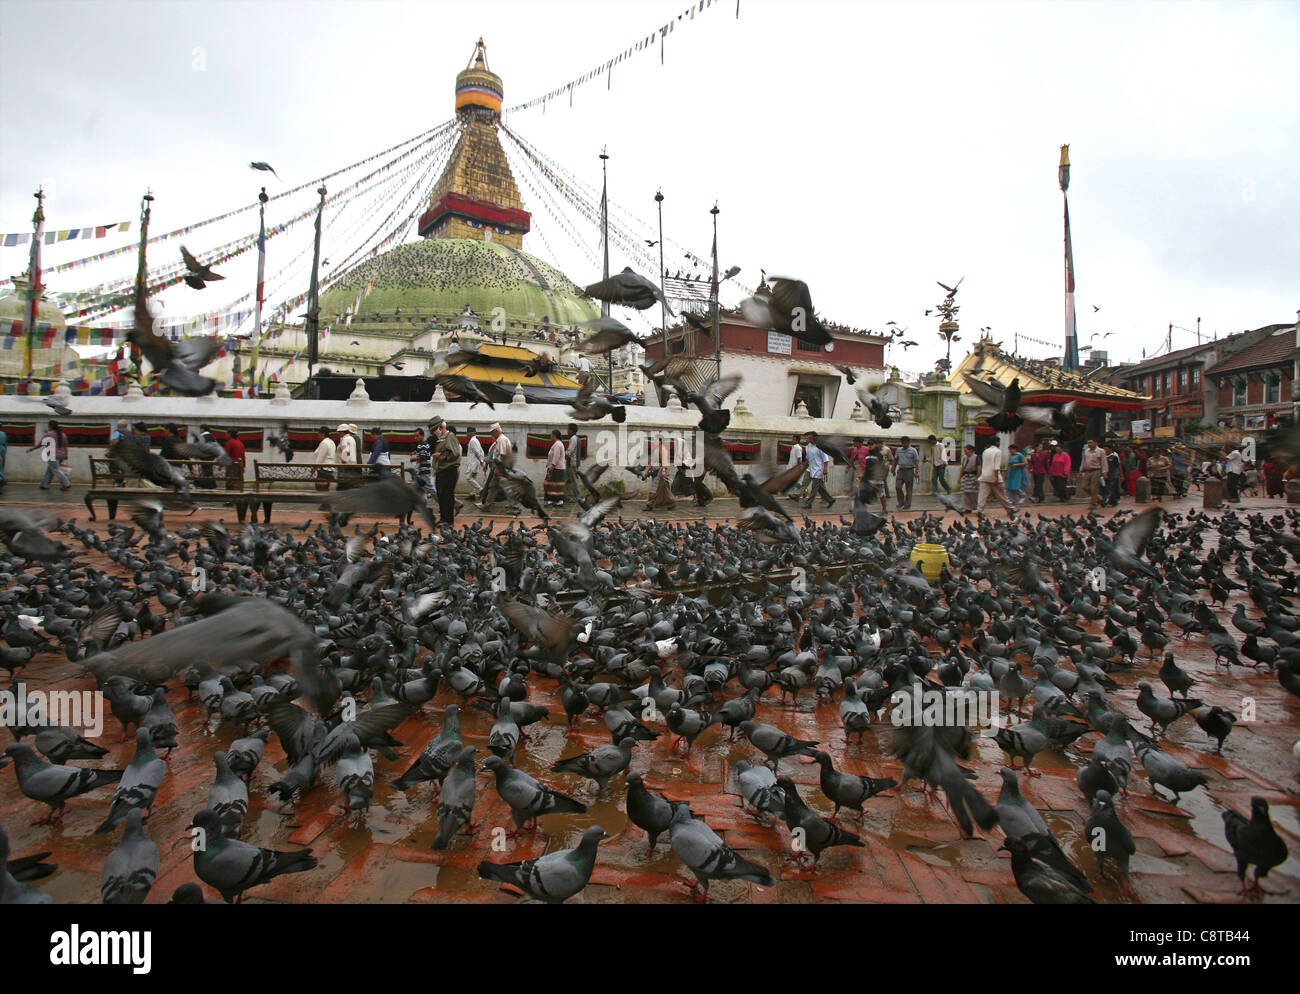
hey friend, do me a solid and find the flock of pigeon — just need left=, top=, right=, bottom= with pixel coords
left=0, top=456, right=1297, bottom=905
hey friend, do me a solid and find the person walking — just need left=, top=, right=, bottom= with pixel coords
left=1148, top=448, right=1172, bottom=503
left=314, top=426, right=337, bottom=491
left=159, top=423, right=185, bottom=460
left=413, top=427, right=436, bottom=500
left=893, top=436, right=920, bottom=510
left=464, top=428, right=486, bottom=492
left=1078, top=438, right=1104, bottom=509
left=928, top=435, right=951, bottom=494
left=644, top=433, right=676, bottom=511
left=30, top=420, right=71, bottom=491
left=976, top=443, right=1017, bottom=519
left=337, top=423, right=359, bottom=488
left=432, top=418, right=461, bottom=525
left=367, top=427, right=391, bottom=474
left=1103, top=444, right=1122, bottom=506
left=545, top=429, right=567, bottom=507
left=959, top=444, right=980, bottom=512
left=785, top=433, right=807, bottom=503
left=1028, top=442, right=1050, bottom=504
left=479, top=423, right=513, bottom=510
left=224, top=428, right=246, bottom=491
left=1170, top=443, right=1190, bottom=498
left=1223, top=443, right=1244, bottom=502
left=564, top=424, right=583, bottom=505
left=1005, top=443, right=1029, bottom=503
left=1049, top=444, right=1072, bottom=502
left=802, top=431, right=835, bottom=510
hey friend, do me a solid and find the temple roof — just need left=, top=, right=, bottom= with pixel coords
left=951, top=338, right=1148, bottom=408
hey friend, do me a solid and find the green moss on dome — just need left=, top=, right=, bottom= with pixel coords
left=319, top=238, right=599, bottom=328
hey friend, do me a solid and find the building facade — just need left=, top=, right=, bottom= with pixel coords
left=1206, top=323, right=1297, bottom=430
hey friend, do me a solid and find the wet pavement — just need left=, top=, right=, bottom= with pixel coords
left=2, top=485, right=1298, bottom=904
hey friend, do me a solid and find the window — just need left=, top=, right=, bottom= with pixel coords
left=1191, top=366, right=1200, bottom=386
left=792, top=381, right=823, bottom=418
left=1162, top=372, right=1170, bottom=395
left=1233, top=378, right=1247, bottom=406
left=1177, top=368, right=1187, bottom=391
left=1266, top=372, right=1281, bottom=404
left=796, top=340, right=823, bottom=353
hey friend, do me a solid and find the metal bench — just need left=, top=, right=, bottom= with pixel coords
left=84, top=456, right=222, bottom=521
left=237, top=461, right=413, bottom=522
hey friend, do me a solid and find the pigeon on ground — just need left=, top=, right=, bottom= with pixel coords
left=4, top=743, right=123, bottom=825
left=995, top=767, right=1051, bottom=839
left=31, top=726, right=108, bottom=764
left=431, top=746, right=478, bottom=851
left=392, top=704, right=463, bottom=792
left=227, top=730, right=270, bottom=781
left=100, top=808, right=158, bottom=905
left=189, top=808, right=318, bottom=904
left=1085, top=790, right=1136, bottom=899
left=1134, top=740, right=1207, bottom=802
left=625, top=773, right=675, bottom=850
left=739, top=721, right=818, bottom=768
left=483, top=756, right=587, bottom=836
left=1222, top=796, right=1289, bottom=896
left=669, top=804, right=774, bottom=900
left=1002, top=834, right=1094, bottom=904
left=777, top=776, right=865, bottom=867
left=207, top=751, right=250, bottom=837
left=809, top=752, right=894, bottom=820
left=0, top=824, right=53, bottom=904
left=95, top=729, right=167, bottom=834
left=335, top=747, right=375, bottom=813
left=1136, top=682, right=1202, bottom=738
left=551, top=738, right=636, bottom=792
left=1194, top=706, right=1236, bottom=754
left=478, top=825, right=606, bottom=904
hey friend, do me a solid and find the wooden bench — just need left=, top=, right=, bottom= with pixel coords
left=235, top=461, right=414, bottom=522
left=85, top=456, right=224, bottom=521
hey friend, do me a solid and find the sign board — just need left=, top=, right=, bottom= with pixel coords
left=942, top=398, right=958, bottom=429
left=767, top=331, right=792, bottom=355
left=1243, top=414, right=1267, bottom=430
left=1130, top=419, right=1152, bottom=439
left=1155, top=426, right=1176, bottom=438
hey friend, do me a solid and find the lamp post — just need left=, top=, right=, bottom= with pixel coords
left=655, top=189, right=666, bottom=366
left=599, top=148, right=612, bottom=392
left=710, top=202, right=720, bottom=380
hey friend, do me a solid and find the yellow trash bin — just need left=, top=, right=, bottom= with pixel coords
left=910, top=543, right=949, bottom=582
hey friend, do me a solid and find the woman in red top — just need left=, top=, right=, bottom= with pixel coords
left=1028, top=443, right=1051, bottom=504
left=1048, top=445, right=1072, bottom=502
left=224, top=430, right=246, bottom=491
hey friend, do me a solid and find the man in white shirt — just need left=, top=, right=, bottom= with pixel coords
left=1223, top=444, right=1244, bottom=502
left=464, top=429, right=487, bottom=491
left=928, top=434, right=951, bottom=494
left=313, top=426, right=337, bottom=492
left=480, top=423, right=514, bottom=510
left=976, top=443, right=1017, bottom=519
left=785, top=433, right=808, bottom=502
left=801, top=431, right=835, bottom=510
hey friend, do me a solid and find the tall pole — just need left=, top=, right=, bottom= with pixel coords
left=1059, top=144, right=1079, bottom=371
left=710, top=202, right=720, bottom=380
left=132, top=191, right=154, bottom=388
left=21, top=188, right=45, bottom=380
left=599, top=148, right=612, bottom=392
left=249, top=186, right=268, bottom=390
left=655, top=189, right=666, bottom=366
left=305, top=185, right=327, bottom=373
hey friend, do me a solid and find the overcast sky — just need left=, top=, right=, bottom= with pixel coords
left=2, top=0, right=1296, bottom=377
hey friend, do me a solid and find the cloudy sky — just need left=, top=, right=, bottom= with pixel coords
left=2, top=0, right=1296, bottom=377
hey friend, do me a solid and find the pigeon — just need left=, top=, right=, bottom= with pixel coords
left=1158, top=652, right=1196, bottom=698
left=809, top=751, right=894, bottom=819
left=991, top=718, right=1048, bottom=776
left=180, top=245, right=224, bottom=289
left=583, top=268, right=673, bottom=314
left=1136, top=682, right=1202, bottom=738
left=189, top=808, right=318, bottom=903
left=478, top=825, right=606, bottom=904
left=625, top=773, right=675, bottom=850
left=777, top=776, right=865, bottom=866
left=551, top=737, right=636, bottom=792
left=335, top=747, right=375, bottom=812
left=431, top=746, right=478, bottom=851
left=1002, top=834, right=1094, bottom=904
left=0, top=824, right=53, bottom=904
left=994, top=767, right=1050, bottom=839
left=739, top=276, right=830, bottom=346
left=483, top=756, right=586, bottom=835
left=665, top=703, right=717, bottom=755
left=31, top=726, right=108, bottom=764
left=208, top=751, right=250, bottom=836
left=4, top=743, right=123, bottom=825
left=1222, top=796, right=1290, bottom=896
left=1134, top=740, right=1207, bottom=802
left=227, top=730, right=270, bottom=781
left=739, top=721, right=818, bottom=768
left=392, top=704, right=462, bottom=792
left=249, top=161, right=281, bottom=179
left=96, top=729, right=168, bottom=834
left=1085, top=790, right=1135, bottom=899
left=669, top=804, right=774, bottom=900
left=734, top=760, right=786, bottom=820
left=488, top=697, right=522, bottom=763
left=100, top=808, right=159, bottom=905
left=1194, top=706, right=1236, bottom=754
